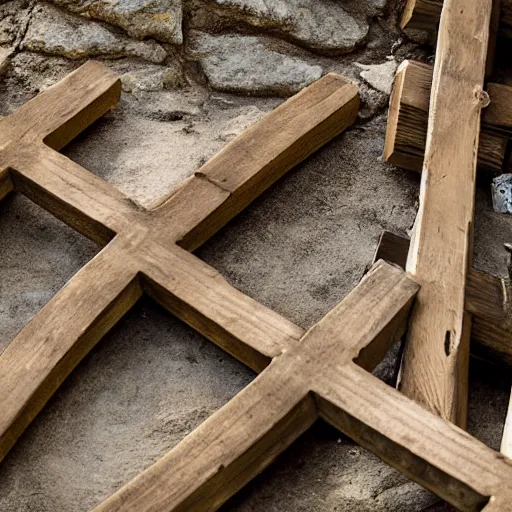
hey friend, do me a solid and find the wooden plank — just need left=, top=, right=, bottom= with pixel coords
left=373, top=231, right=512, bottom=366
left=398, top=0, right=493, bottom=426
left=95, top=261, right=419, bottom=512
left=0, top=240, right=141, bottom=462
left=138, top=241, right=303, bottom=373
left=9, top=145, right=138, bottom=245
left=401, top=0, right=442, bottom=30
left=483, top=83, right=512, bottom=131
left=401, top=0, right=512, bottom=38
left=384, top=60, right=509, bottom=175
left=315, top=363, right=512, bottom=512
left=155, top=74, right=360, bottom=251
left=0, top=61, right=121, bottom=151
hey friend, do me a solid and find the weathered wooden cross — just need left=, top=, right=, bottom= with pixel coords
left=1, top=50, right=512, bottom=512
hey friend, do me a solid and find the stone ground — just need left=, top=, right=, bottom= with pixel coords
left=0, top=0, right=512, bottom=510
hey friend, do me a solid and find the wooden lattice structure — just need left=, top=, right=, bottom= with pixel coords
left=2, top=0, right=512, bottom=509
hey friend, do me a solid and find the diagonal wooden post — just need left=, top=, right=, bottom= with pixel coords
left=96, top=262, right=512, bottom=512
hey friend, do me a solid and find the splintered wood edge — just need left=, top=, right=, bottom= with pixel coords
left=373, top=231, right=512, bottom=366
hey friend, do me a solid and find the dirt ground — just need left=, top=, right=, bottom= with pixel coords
left=1, top=2, right=512, bottom=511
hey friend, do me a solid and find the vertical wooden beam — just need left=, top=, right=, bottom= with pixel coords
left=398, top=0, right=493, bottom=426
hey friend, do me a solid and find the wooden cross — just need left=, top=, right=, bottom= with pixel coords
left=1, top=61, right=512, bottom=511
left=0, top=61, right=360, bottom=460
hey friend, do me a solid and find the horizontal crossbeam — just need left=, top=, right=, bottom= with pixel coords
left=155, top=74, right=360, bottom=251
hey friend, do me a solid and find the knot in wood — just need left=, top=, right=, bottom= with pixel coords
left=474, top=87, right=491, bottom=108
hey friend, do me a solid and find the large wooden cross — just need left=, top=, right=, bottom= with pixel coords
left=1, top=59, right=512, bottom=511
left=0, top=61, right=360, bottom=458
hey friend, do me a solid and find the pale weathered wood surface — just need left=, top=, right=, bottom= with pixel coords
left=401, top=0, right=512, bottom=38
left=95, top=261, right=421, bottom=512
left=398, top=0, right=493, bottom=426
left=373, top=231, right=512, bottom=366
left=384, top=60, right=510, bottom=175
left=0, top=63, right=359, bottom=467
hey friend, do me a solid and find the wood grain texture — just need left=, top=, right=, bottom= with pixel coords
left=0, top=63, right=359, bottom=468
left=401, top=0, right=443, bottom=30
left=384, top=60, right=509, bottom=175
left=156, top=74, right=360, bottom=251
left=483, top=83, right=512, bottom=131
left=373, top=231, right=512, bottom=366
left=315, top=363, right=512, bottom=512
left=401, top=0, right=512, bottom=38
left=0, top=240, right=142, bottom=461
left=4, top=59, right=511, bottom=512
left=398, top=0, right=493, bottom=426
left=138, top=242, right=304, bottom=373
left=95, top=261, right=420, bottom=512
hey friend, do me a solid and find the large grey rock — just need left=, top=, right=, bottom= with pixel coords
left=47, top=0, right=183, bottom=44
left=188, top=31, right=323, bottom=96
left=22, top=4, right=167, bottom=63
left=188, top=0, right=370, bottom=54
left=0, top=11, right=16, bottom=45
